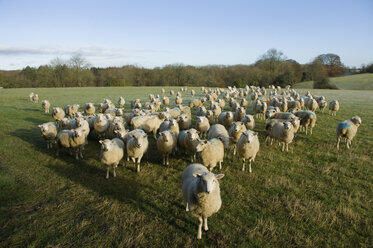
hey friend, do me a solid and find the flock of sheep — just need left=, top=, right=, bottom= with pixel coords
left=31, top=85, right=361, bottom=239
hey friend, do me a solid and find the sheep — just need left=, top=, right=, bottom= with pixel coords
left=216, top=112, right=232, bottom=129
left=195, top=116, right=210, bottom=138
left=175, top=113, right=191, bottom=131
left=188, top=99, right=203, bottom=108
left=177, top=104, right=191, bottom=116
left=294, top=110, right=317, bottom=135
left=131, top=99, right=142, bottom=109
left=329, top=100, right=340, bottom=116
left=178, top=128, right=200, bottom=162
left=52, top=107, right=65, bottom=122
left=99, top=138, right=124, bottom=179
left=196, top=138, right=225, bottom=171
left=84, top=103, right=95, bottom=115
left=318, top=100, right=327, bottom=113
left=117, top=97, right=125, bottom=108
left=157, top=130, right=177, bottom=165
left=161, top=88, right=165, bottom=94
left=181, top=163, right=224, bottom=240
left=56, top=128, right=87, bottom=159
left=126, top=132, right=149, bottom=172
left=288, top=100, right=301, bottom=109
left=29, top=92, right=34, bottom=101
left=175, top=96, right=183, bottom=105
left=265, top=117, right=300, bottom=140
left=229, top=122, right=247, bottom=155
left=211, top=105, right=222, bottom=121
left=38, top=122, right=58, bottom=149
left=267, top=122, right=295, bottom=152
left=241, top=114, right=255, bottom=130
left=196, top=106, right=207, bottom=117
left=205, top=110, right=214, bottom=124
left=159, top=119, right=180, bottom=138
left=265, top=109, right=295, bottom=120
left=191, top=89, right=196, bottom=96
left=217, top=99, right=225, bottom=109
left=336, top=116, right=362, bottom=150
left=307, top=99, right=318, bottom=112
left=32, top=94, right=39, bottom=103
left=64, top=104, right=80, bottom=117
left=240, top=98, right=248, bottom=107
left=166, top=107, right=181, bottom=119
left=94, top=114, right=109, bottom=139
left=162, top=96, right=170, bottom=106
left=170, top=90, right=175, bottom=96
left=60, top=117, right=77, bottom=130
left=131, top=113, right=166, bottom=139
left=236, top=130, right=260, bottom=172
left=253, top=100, right=267, bottom=120
left=107, top=121, right=126, bottom=139
left=234, top=107, right=246, bottom=122
left=41, top=100, right=50, bottom=113
left=207, top=124, right=230, bottom=150
left=231, top=102, right=240, bottom=112
left=177, top=91, right=182, bottom=97
left=75, top=117, right=90, bottom=144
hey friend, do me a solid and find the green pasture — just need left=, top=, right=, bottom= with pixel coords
left=0, top=86, right=372, bottom=247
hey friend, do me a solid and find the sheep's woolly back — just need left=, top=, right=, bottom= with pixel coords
left=336, top=117, right=360, bottom=140
left=270, top=123, right=294, bottom=144
left=157, top=131, right=177, bottom=155
left=198, top=139, right=224, bottom=171
left=100, top=138, right=124, bottom=166
left=237, top=132, right=260, bottom=160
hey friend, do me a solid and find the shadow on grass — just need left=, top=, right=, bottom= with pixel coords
left=9, top=128, right=194, bottom=234
left=24, top=117, right=48, bottom=125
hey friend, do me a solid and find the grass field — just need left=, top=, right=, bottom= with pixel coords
left=294, top=73, right=373, bottom=90
left=0, top=87, right=372, bottom=247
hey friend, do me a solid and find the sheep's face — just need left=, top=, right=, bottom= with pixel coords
left=74, top=129, right=83, bottom=138
left=114, top=129, right=128, bottom=139
left=196, top=140, right=208, bottom=152
left=196, top=117, right=207, bottom=125
left=206, top=111, right=213, bottom=118
left=99, top=139, right=113, bottom=152
left=132, top=134, right=147, bottom=148
left=289, top=108, right=300, bottom=114
left=186, top=129, right=199, bottom=140
left=351, top=116, right=362, bottom=126
left=265, top=109, right=276, bottom=119
left=193, top=172, right=224, bottom=194
left=284, top=122, right=293, bottom=130
left=38, top=124, right=49, bottom=134
left=238, top=107, right=245, bottom=114
left=96, top=114, right=106, bottom=123
left=243, top=130, right=257, bottom=143
left=244, top=115, right=253, bottom=123
left=160, top=131, right=173, bottom=142
left=116, top=109, right=123, bottom=116
left=178, top=114, right=189, bottom=123
left=233, top=123, right=244, bottom=133
left=76, top=118, right=84, bottom=127
left=114, top=122, right=124, bottom=130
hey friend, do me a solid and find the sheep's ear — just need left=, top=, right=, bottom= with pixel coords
left=193, top=173, right=202, bottom=178
left=215, top=174, right=224, bottom=180
left=253, top=132, right=258, bottom=136
left=143, top=134, right=147, bottom=138
left=111, top=140, right=115, bottom=143
left=196, top=131, right=200, bottom=134
left=38, top=124, right=42, bottom=128
left=114, top=130, right=119, bottom=134
left=243, top=132, right=248, bottom=136
left=99, top=140, right=103, bottom=144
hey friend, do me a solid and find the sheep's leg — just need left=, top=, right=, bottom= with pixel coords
left=193, top=153, right=196, bottom=162
left=219, top=160, right=222, bottom=170
left=75, top=152, right=79, bottom=160
left=153, top=130, right=157, bottom=140
left=166, top=154, right=169, bottom=166
left=336, top=137, right=341, bottom=150
left=79, top=147, right=83, bottom=158
left=106, top=167, right=109, bottom=179
left=127, top=156, right=130, bottom=162
left=264, top=136, right=269, bottom=144
left=282, top=143, right=285, bottom=152
left=186, top=202, right=189, bottom=211
left=162, top=155, right=165, bottom=166
left=137, top=156, right=142, bottom=172
left=233, top=145, right=236, bottom=155
left=69, top=148, right=73, bottom=156
left=197, top=216, right=203, bottom=239
left=242, top=158, right=246, bottom=171
left=203, top=217, right=208, bottom=231
left=249, top=159, right=252, bottom=173
left=305, top=126, right=308, bottom=135
left=131, top=157, right=136, bottom=163
left=310, top=128, right=313, bottom=135
left=270, top=138, right=273, bottom=145
left=286, top=143, right=289, bottom=152
left=347, top=139, right=351, bottom=149
left=113, top=166, right=117, bottom=177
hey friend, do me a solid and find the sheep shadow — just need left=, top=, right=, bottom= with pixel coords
left=9, top=127, right=194, bottom=234
left=24, top=117, right=48, bottom=125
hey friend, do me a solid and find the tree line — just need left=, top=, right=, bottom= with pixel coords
left=0, top=49, right=363, bottom=89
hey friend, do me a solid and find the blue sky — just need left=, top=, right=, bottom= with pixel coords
left=0, top=0, right=372, bottom=70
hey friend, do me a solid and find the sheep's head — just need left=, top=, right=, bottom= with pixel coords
left=284, top=122, right=293, bottom=131
left=99, top=139, right=114, bottom=152
left=75, top=117, right=85, bottom=127
left=242, top=130, right=258, bottom=143
left=196, top=116, right=207, bottom=125
left=243, top=114, right=253, bottom=123
left=114, top=129, right=129, bottom=139
left=131, top=134, right=147, bottom=148
left=178, top=114, right=189, bottom=123
left=116, top=108, right=124, bottom=116
left=38, top=124, right=49, bottom=134
left=96, top=114, right=106, bottom=123
left=186, top=129, right=199, bottom=140
left=351, top=116, right=362, bottom=126
left=233, top=122, right=245, bottom=133
left=193, top=172, right=224, bottom=194
left=159, top=131, right=173, bottom=142
left=237, top=107, right=245, bottom=114
left=265, top=109, right=276, bottom=119
left=196, top=140, right=209, bottom=152
left=73, top=129, right=84, bottom=138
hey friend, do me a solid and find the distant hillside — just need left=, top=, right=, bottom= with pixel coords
left=294, top=73, right=373, bottom=90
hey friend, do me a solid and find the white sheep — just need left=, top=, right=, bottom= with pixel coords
left=159, top=119, right=180, bottom=138
left=178, top=113, right=192, bottom=131
left=99, top=138, right=125, bottom=179
left=41, top=100, right=50, bottom=113
left=336, top=116, right=361, bottom=150
left=217, top=111, right=234, bottom=129
left=234, top=107, right=246, bottom=122
left=182, top=163, right=224, bottom=239
left=94, top=114, right=109, bottom=139
left=29, top=92, right=34, bottom=101
left=329, top=100, right=340, bottom=116
left=32, top=94, right=39, bottom=103
left=38, top=122, right=58, bottom=149
left=157, top=130, right=177, bottom=165
left=126, top=132, right=149, bottom=172
left=229, top=122, right=247, bottom=155
left=195, top=138, right=225, bottom=171
left=241, top=114, right=255, bottom=130
left=64, top=104, right=80, bottom=117
left=293, top=110, right=317, bottom=135
left=117, top=97, right=125, bottom=108
left=84, top=103, right=95, bottom=115
left=267, top=122, right=295, bottom=152
left=52, top=107, right=65, bottom=122
left=56, top=128, right=87, bottom=159
left=207, top=124, right=230, bottom=150
left=236, top=130, right=260, bottom=172
left=195, top=116, right=210, bottom=139
left=131, top=113, right=166, bottom=139
left=178, top=128, right=200, bottom=162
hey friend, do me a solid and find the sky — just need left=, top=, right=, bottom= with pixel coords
left=0, top=0, right=372, bottom=70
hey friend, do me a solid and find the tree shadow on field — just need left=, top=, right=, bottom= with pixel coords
left=10, top=127, right=194, bottom=234
left=24, top=117, right=47, bottom=125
